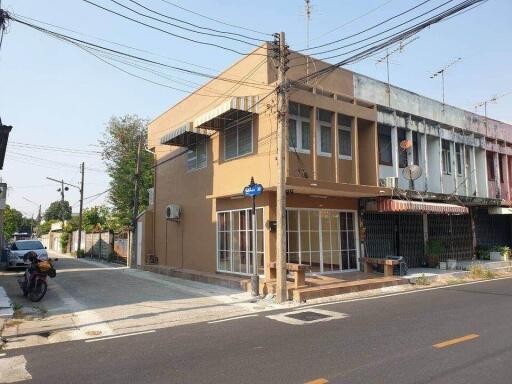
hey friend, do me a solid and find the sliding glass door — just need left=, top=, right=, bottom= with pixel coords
left=286, top=209, right=358, bottom=273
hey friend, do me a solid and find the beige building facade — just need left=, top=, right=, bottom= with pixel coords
left=144, top=44, right=512, bottom=284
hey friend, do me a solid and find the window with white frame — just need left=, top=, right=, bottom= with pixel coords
left=455, top=143, right=463, bottom=176
left=224, top=119, right=253, bottom=160
left=217, top=208, right=264, bottom=275
left=289, top=102, right=311, bottom=153
left=186, top=137, right=207, bottom=171
left=286, top=209, right=357, bottom=273
left=317, top=109, right=333, bottom=156
left=337, top=114, right=352, bottom=160
left=442, top=140, right=452, bottom=175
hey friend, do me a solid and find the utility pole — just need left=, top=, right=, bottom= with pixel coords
left=130, top=133, right=143, bottom=268
left=47, top=173, right=84, bottom=255
left=304, top=0, right=311, bottom=83
left=276, top=31, right=289, bottom=303
left=77, top=162, right=85, bottom=255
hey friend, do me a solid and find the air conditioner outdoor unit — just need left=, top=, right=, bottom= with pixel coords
left=166, top=204, right=181, bottom=221
left=379, top=177, right=398, bottom=188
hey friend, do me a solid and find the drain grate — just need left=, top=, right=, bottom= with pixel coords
left=284, top=311, right=331, bottom=322
left=267, top=309, right=349, bottom=325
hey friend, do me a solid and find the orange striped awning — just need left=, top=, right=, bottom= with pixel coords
left=372, top=198, right=469, bottom=214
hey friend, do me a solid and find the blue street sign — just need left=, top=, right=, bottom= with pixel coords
left=243, top=183, right=264, bottom=197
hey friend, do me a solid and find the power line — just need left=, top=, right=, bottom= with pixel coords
left=157, top=0, right=271, bottom=37
left=294, top=0, right=452, bottom=57
left=311, top=0, right=395, bottom=42
left=80, top=0, right=266, bottom=56
left=122, top=0, right=265, bottom=42
left=10, top=141, right=101, bottom=154
left=295, top=0, right=434, bottom=52
left=294, top=0, right=482, bottom=85
left=12, top=13, right=221, bottom=74
left=8, top=15, right=273, bottom=90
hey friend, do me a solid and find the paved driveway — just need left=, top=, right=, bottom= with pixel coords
left=0, top=253, right=275, bottom=350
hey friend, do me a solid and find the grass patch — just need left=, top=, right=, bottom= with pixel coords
left=414, top=273, right=431, bottom=286
left=32, top=306, right=48, bottom=319
left=469, top=264, right=496, bottom=280
left=446, top=278, right=465, bottom=285
left=10, top=302, right=24, bottom=319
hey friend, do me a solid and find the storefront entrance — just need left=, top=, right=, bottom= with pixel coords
left=286, top=209, right=359, bottom=273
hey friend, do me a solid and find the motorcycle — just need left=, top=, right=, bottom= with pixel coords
left=18, top=254, right=58, bottom=302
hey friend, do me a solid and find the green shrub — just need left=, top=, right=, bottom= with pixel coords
left=476, top=245, right=490, bottom=260
left=414, top=273, right=431, bottom=286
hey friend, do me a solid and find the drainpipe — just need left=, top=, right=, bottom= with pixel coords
left=472, top=145, right=479, bottom=197
left=438, top=125, right=444, bottom=194
left=423, top=119, right=429, bottom=192
left=391, top=111, right=399, bottom=180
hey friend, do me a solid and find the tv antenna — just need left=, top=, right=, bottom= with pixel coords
left=430, top=57, right=462, bottom=110
left=376, top=37, right=419, bottom=107
left=305, top=0, right=312, bottom=82
left=474, top=92, right=511, bottom=136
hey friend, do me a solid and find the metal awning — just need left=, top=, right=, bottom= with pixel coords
left=160, top=122, right=214, bottom=147
left=488, top=207, right=512, bottom=215
left=367, top=198, right=469, bottom=214
left=193, top=96, right=260, bottom=130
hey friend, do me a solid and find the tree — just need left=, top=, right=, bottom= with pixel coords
left=44, top=200, right=72, bottom=221
left=99, top=115, right=153, bottom=227
left=82, top=206, right=109, bottom=232
left=3, top=205, right=23, bottom=240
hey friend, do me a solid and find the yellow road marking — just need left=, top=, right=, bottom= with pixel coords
left=433, top=334, right=480, bottom=349
left=305, top=379, right=328, bottom=384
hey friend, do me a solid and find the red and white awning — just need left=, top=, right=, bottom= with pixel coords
left=368, top=198, right=469, bottom=214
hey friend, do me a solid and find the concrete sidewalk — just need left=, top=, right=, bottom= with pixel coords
left=0, top=253, right=289, bottom=350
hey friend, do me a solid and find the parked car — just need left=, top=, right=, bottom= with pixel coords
left=6, top=240, right=48, bottom=270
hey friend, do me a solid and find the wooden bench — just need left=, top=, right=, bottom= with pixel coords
left=267, top=261, right=309, bottom=289
left=362, top=257, right=400, bottom=277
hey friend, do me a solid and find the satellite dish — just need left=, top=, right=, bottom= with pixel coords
left=400, top=139, right=412, bottom=150
left=403, top=164, right=422, bottom=180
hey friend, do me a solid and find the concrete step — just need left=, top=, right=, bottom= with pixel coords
left=292, top=277, right=407, bottom=302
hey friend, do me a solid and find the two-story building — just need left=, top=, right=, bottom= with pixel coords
left=143, top=44, right=512, bottom=294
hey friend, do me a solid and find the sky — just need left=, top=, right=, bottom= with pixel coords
left=0, top=0, right=510, bottom=218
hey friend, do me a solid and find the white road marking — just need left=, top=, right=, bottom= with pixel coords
left=208, top=314, right=258, bottom=324
left=267, top=309, right=349, bottom=325
left=0, top=355, right=32, bottom=383
left=85, top=330, right=155, bottom=343
left=301, top=276, right=512, bottom=310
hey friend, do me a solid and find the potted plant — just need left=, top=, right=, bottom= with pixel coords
left=426, top=239, right=445, bottom=268
left=476, top=245, right=491, bottom=260
left=490, top=245, right=510, bottom=261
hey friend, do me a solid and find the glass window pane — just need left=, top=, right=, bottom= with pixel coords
left=301, top=121, right=310, bottom=150
left=299, top=211, right=309, bottom=230
left=238, top=121, right=252, bottom=156
left=318, top=109, right=332, bottom=123
left=340, top=212, right=347, bottom=231
left=347, top=213, right=354, bottom=230
left=320, top=125, right=331, bottom=153
left=288, top=210, right=298, bottom=231
left=300, top=231, right=310, bottom=252
left=348, top=231, right=355, bottom=250
left=310, top=211, right=319, bottom=231
left=289, top=101, right=299, bottom=116
left=349, top=251, right=357, bottom=270
left=299, top=104, right=311, bottom=118
left=288, top=232, right=299, bottom=253
left=289, top=119, right=297, bottom=148
left=341, top=251, right=349, bottom=270
left=225, top=127, right=238, bottom=159
left=310, top=231, right=320, bottom=252
left=341, top=232, right=348, bottom=250
left=339, top=129, right=352, bottom=157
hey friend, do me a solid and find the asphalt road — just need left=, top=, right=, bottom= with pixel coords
left=2, top=276, right=512, bottom=383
